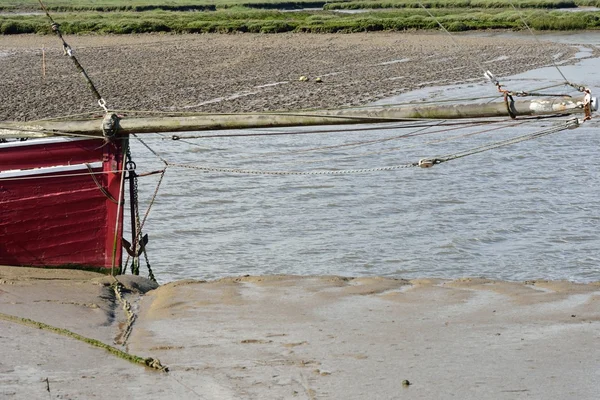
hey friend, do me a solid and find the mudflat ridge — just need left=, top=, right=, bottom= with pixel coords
left=1, top=32, right=595, bottom=121
left=1, top=267, right=599, bottom=399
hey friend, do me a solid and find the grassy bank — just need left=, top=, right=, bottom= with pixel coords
left=4, top=0, right=600, bottom=12
left=1, top=1, right=600, bottom=33
left=3, top=0, right=327, bottom=12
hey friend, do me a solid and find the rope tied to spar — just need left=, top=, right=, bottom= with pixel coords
left=419, top=0, right=592, bottom=118
left=417, top=117, right=580, bottom=168
left=151, top=117, right=581, bottom=175
left=38, top=0, right=109, bottom=113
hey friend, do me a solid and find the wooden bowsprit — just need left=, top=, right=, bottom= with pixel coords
left=0, top=94, right=595, bottom=139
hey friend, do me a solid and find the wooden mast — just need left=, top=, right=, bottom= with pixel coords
left=0, top=95, right=589, bottom=139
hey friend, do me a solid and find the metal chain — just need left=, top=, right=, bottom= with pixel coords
left=132, top=163, right=141, bottom=276
left=133, top=169, right=157, bottom=283
left=167, top=162, right=418, bottom=175
left=142, top=243, right=156, bottom=283
left=126, top=136, right=166, bottom=282
left=123, top=146, right=141, bottom=276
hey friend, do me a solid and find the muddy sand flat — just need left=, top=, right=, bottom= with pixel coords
left=2, top=32, right=599, bottom=121
left=1, top=267, right=599, bottom=399
left=2, top=33, right=600, bottom=399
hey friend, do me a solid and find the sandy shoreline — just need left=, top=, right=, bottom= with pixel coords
left=2, top=32, right=599, bottom=121
left=1, top=266, right=599, bottom=399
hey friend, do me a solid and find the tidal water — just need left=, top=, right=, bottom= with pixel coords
left=129, top=40, right=600, bottom=284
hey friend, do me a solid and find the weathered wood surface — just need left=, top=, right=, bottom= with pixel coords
left=0, top=96, right=587, bottom=138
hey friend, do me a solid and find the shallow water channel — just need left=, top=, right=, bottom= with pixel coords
left=129, top=33, right=600, bottom=284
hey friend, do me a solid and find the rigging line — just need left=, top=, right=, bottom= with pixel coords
left=238, top=120, right=450, bottom=166
left=168, top=119, right=525, bottom=170
left=37, top=0, right=108, bottom=112
left=108, top=93, right=499, bottom=114
left=161, top=122, right=524, bottom=175
left=509, top=1, right=572, bottom=86
left=86, top=163, right=118, bottom=204
left=122, top=167, right=167, bottom=276
left=109, top=108, right=442, bottom=121
left=434, top=119, right=579, bottom=163
left=27, top=111, right=102, bottom=123
left=379, top=82, right=575, bottom=109
left=417, top=2, right=489, bottom=78
left=482, top=82, right=578, bottom=105
left=0, top=168, right=138, bottom=181
left=203, top=118, right=554, bottom=171
left=281, top=120, right=532, bottom=167
left=230, top=119, right=507, bottom=166
left=133, top=133, right=169, bottom=166
left=134, top=169, right=166, bottom=253
left=0, top=126, right=107, bottom=140
left=111, top=138, right=129, bottom=275
left=170, top=119, right=500, bottom=141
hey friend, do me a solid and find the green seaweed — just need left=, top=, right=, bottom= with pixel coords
left=0, top=312, right=168, bottom=371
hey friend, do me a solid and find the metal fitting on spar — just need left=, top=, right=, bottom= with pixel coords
left=567, top=117, right=580, bottom=130
left=418, top=158, right=441, bottom=168
left=582, top=87, right=598, bottom=111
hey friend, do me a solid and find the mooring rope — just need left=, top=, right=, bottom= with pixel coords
left=0, top=312, right=168, bottom=372
left=111, top=278, right=137, bottom=346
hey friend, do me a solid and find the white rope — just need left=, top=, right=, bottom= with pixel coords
left=111, top=140, right=128, bottom=275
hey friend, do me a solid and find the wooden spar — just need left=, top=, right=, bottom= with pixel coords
left=0, top=95, right=588, bottom=138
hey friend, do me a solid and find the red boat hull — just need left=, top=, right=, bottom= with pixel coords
left=0, top=137, right=126, bottom=272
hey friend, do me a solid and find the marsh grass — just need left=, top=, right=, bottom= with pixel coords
left=1, top=0, right=599, bottom=33
left=324, top=0, right=599, bottom=10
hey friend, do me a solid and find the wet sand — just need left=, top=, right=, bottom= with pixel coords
left=2, top=32, right=599, bottom=121
left=1, top=266, right=599, bottom=399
